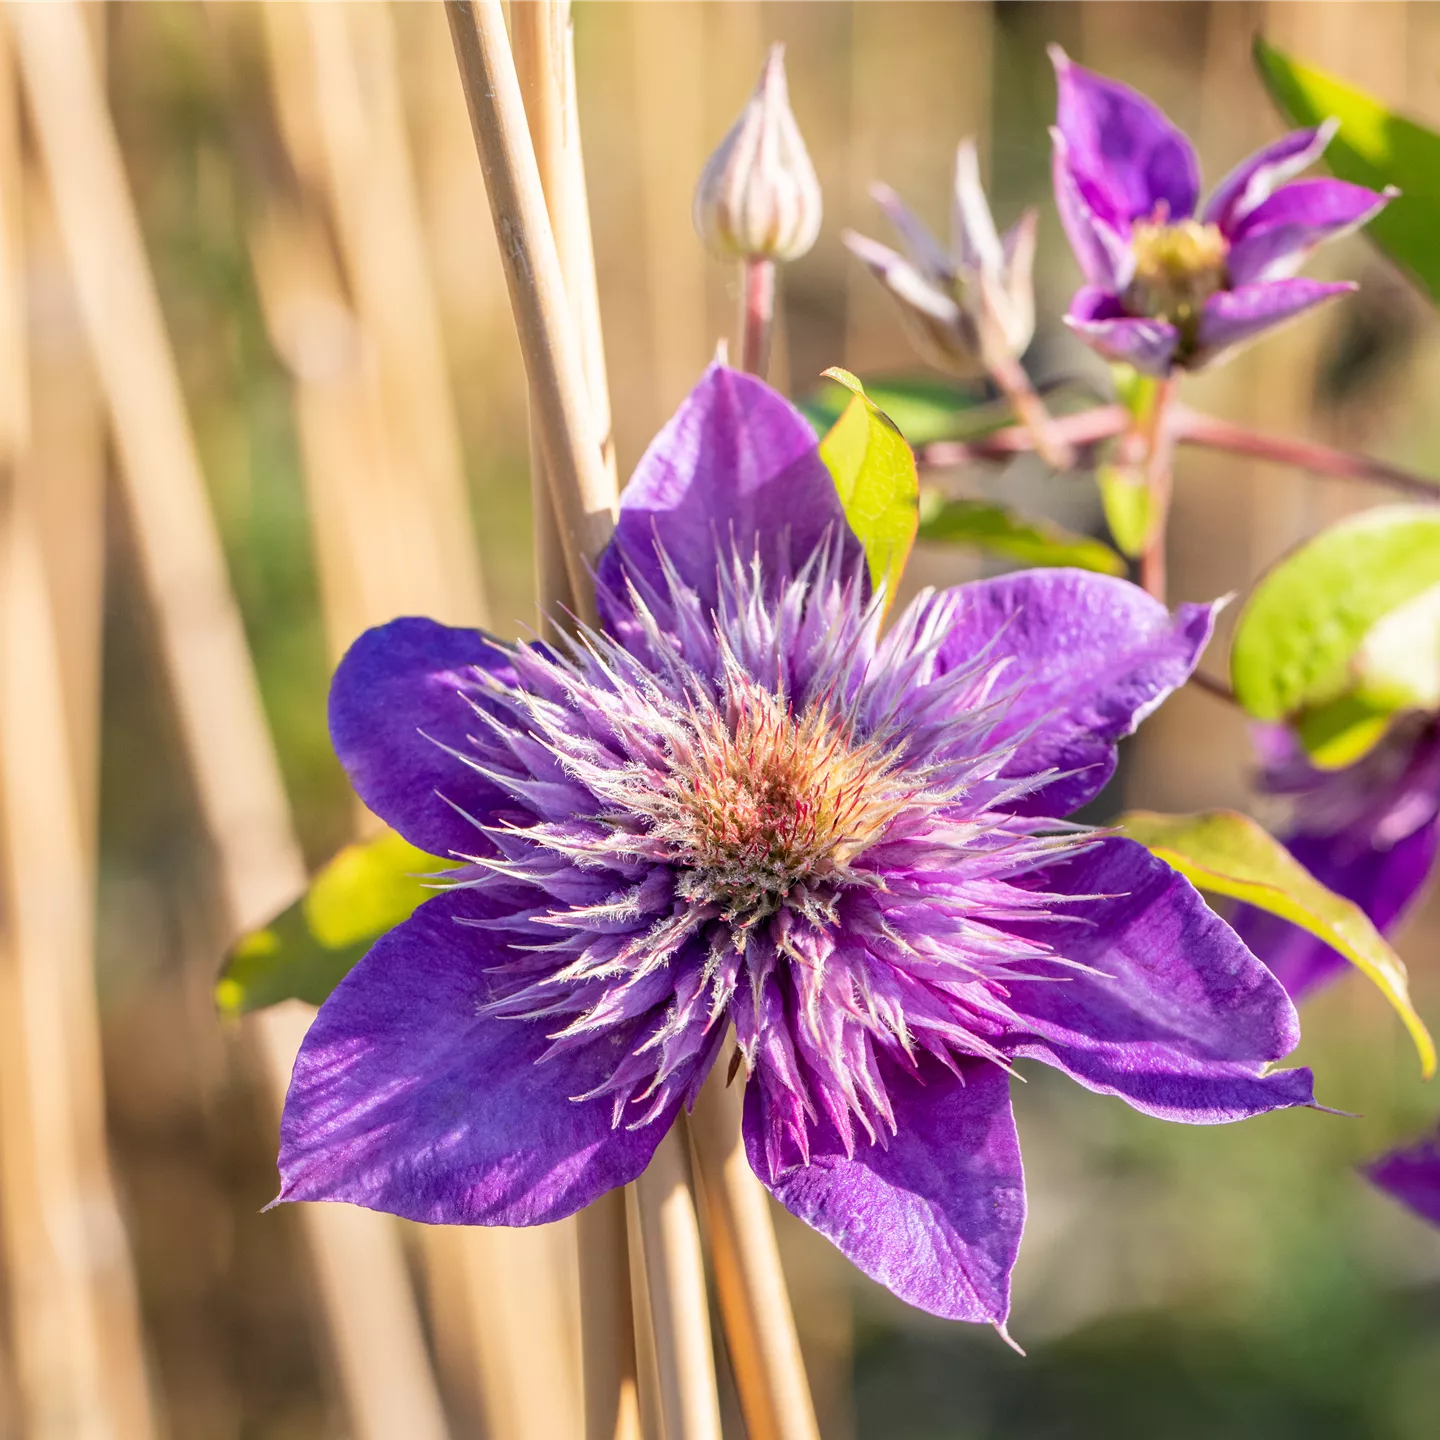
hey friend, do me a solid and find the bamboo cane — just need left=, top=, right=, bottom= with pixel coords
left=510, top=6, right=639, bottom=1437
left=444, top=0, right=615, bottom=616
left=9, top=6, right=450, bottom=1437
left=689, top=1071, right=819, bottom=1440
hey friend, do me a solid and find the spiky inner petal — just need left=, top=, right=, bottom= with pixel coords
left=625, top=679, right=915, bottom=937
left=441, top=544, right=1095, bottom=1160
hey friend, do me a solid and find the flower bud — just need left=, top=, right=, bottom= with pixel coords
left=693, top=45, right=822, bottom=263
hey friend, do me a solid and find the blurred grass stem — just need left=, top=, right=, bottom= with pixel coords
left=445, top=0, right=616, bottom=622
left=689, top=1068, right=820, bottom=1440
left=0, top=23, right=155, bottom=1434
left=634, top=1124, right=724, bottom=1440
left=12, top=5, right=452, bottom=1436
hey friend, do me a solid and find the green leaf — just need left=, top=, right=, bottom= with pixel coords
left=1254, top=36, right=1440, bottom=305
left=1120, top=808, right=1436, bottom=1077
left=799, top=372, right=1010, bottom=447
left=1096, top=463, right=1153, bottom=559
left=817, top=367, right=921, bottom=603
left=216, top=830, right=447, bottom=1016
left=1110, top=364, right=1160, bottom=425
left=1293, top=693, right=1395, bottom=771
left=917, top=494, right=1125, bottom=575
left=1230, top=505, right=1440, bottom=722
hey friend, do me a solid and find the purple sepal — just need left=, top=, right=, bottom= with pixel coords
left=915, top=570, right=1218, bottom=817
left=1065, top=285, right=1179, bottom=375
left=1226, top=179, right=1394, bottom=286
left=1202, top=122, right=1338, bottom=232
left=1049, top=46, right=1200, bottom=226
left=1365, top=1128, right=1440, bottom=1228
left=743, top=1055, right=1025, bottom=1325
left=1195, top=278, right=1355, bottom=365
left=329, top=617, right=523, bottom=860
left=596, top=364, right=862, bottom=623
left=1050, top=131, right=1136, bottom=292
left=276, top=891, right=686, bottom=1226
left=1002, top=838, right=1316, bottom=1123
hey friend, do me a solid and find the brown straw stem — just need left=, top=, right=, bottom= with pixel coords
left=511, top=5, right=640, bottom=1437
left=0, top=22, right=155, bottom=1428
left=689, top=1070, right=819, bottom=1440
left=445, top=0, right=616, bottom=620
left=633, top=1125, right=724, bottom=1440
left=12, top=6, right=450, bottom=1436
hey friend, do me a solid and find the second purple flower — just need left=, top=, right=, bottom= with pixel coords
left=1050, top=46, right=1392, bottom=375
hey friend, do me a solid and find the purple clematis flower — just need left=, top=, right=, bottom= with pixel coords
left=1050, top=46, right=1393, bottom=376
left=1233, top=719, right=1440, bottom=1000
left=1366, top=1126, right=1440, bottom=1229
left=277, top=365, right=1316, bottom=1330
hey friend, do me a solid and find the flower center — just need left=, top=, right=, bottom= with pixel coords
left=1125, top=218, right=1229, bottom=334
left=639, top=685, right=913, bottom=936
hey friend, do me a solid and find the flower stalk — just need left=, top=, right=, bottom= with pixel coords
left=741, top=254, right=777, bottom=377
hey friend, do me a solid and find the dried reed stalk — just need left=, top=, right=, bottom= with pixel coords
left=0, top=24, right=156, bottom=1436
left=689, top=1073, right=819, bottom=1440
left=446, top=5, right=726, bottom=1436
left=444, top=0, right=615, bottom=618
left=10, top=6, right=449, bottom=1436
left=511, top=5, right=639, bottom=1436
left=633, top=1126, right=723, bottom=1440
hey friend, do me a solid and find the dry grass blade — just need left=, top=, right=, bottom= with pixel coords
left=689, top=1069, right=819, bottom=1440
left=0, top=17, right=154, bottom=1436
left=11, top=5, right=449, bottom=1436
left=633, top=1124, right=723, bottom=1440
left=444, top=0, right=615, bottom=619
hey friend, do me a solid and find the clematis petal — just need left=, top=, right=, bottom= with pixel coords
left=911, top=569, right=1216, bottom=816
left=1233, top=823, right=1440, bottom=1001
left=1203, top=121, right=1339, bottom=232
left=1049, top=46, right=1200, bottom=224
left=743, top=1055, right=1025, bottom=1325
left=1195, top=278, right=1355, bottom=367
left=329, top=617, right=524, bottom=859
left=1365, top=1128, right=1440, bottom=1228
left=1226, top=178, right=1393, bottom=285
left=1051, top=131, right=1136, bottom=293
left=277, top=891, right=685, bottom=1226
left=597, top=363, right=861, bottom=619
left=1064, top=284, right=1179, bottom=375
left=1000, top=838, right=1316, bottom=1123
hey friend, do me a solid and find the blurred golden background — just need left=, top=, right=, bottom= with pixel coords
left=0, top=2, right=1437, bottom=1437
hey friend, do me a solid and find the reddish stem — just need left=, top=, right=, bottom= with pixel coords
left=1171, top=407, right=1439, bottom=499
left=740, top=256, right=775, bottom=378
left=919, top=404, right=1129, bottom=469
left=986, top=351, right=1075, bottom=471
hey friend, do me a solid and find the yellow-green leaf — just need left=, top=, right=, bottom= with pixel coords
left=917, top=494, right=1125, bottom=576
left=1119, top=808, right=1435, bottom=1077
left=817, top=367, right=920, bottom=605
left=1096, top=462, right=1153, bottom=559
left=1230, top=506, right=1440, bottom=724
left=216, top=829, right=447, bottom=1016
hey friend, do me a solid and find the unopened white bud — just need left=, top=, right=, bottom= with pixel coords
left=693, top=45, right=822, bottom=263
